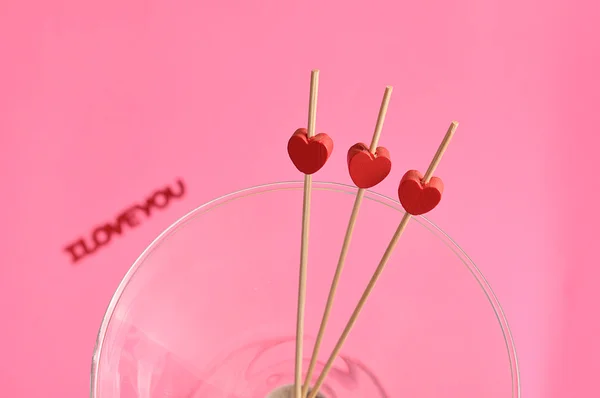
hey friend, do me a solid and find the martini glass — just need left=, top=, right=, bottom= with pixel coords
left=90, top=181, right=520, bottom=398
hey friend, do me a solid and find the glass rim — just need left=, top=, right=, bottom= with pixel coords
left=90, top=180, right=521, bottom=398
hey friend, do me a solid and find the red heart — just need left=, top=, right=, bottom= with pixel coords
left=347, top=143, right=392, bottom=189
left=287, top=128, right=334, bottom=174
left=397, top=170, right=444, bottom=215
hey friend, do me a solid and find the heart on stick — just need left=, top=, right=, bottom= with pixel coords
left=287, top=128, right=334, bottom=174
left=347, top=143, right=392, bottom=189
left=398, top=170, right=444, bottom=215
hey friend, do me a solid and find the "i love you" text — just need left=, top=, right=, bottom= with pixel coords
left=63, top=178, right=186, bottom=264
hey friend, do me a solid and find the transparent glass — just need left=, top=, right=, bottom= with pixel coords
left=91, top=181, right=520, bottom=398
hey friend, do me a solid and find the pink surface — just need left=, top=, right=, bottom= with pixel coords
left=0, top=0, right=597, bottom=397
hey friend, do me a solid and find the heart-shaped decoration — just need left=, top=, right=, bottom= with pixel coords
left=347, top=143, right=392, bottom=189
left=287, top=128, right=334, bottom=174
left=397, top=170, right=444, bottom=215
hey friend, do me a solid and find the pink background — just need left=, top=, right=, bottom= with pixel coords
left=0, top=0, right=597, bottom=397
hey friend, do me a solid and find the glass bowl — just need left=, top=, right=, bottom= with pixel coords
left=90, top=181, right=520, bottom=398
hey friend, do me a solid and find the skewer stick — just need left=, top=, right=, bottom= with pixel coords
left=301, top=86, right=393, bottom=397
left=294, top=69, right=320, bottom=398
left=369, top=86, right=393, bottom=152
left=307, top=121, right=459, bottom=398
left=307, top=70, right=319, bottom=139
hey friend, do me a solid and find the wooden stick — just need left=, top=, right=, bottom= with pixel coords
left=423, top=121, right=458, bottom=182
left=370, top=86, right=393, bottom=152
left=294, top=69, right=320, bottom=398
left=307, top=121, right=459, bottom=398
left=301, top=86, right=393, bottom=397
left=307, top=70, right=319, bottom=138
